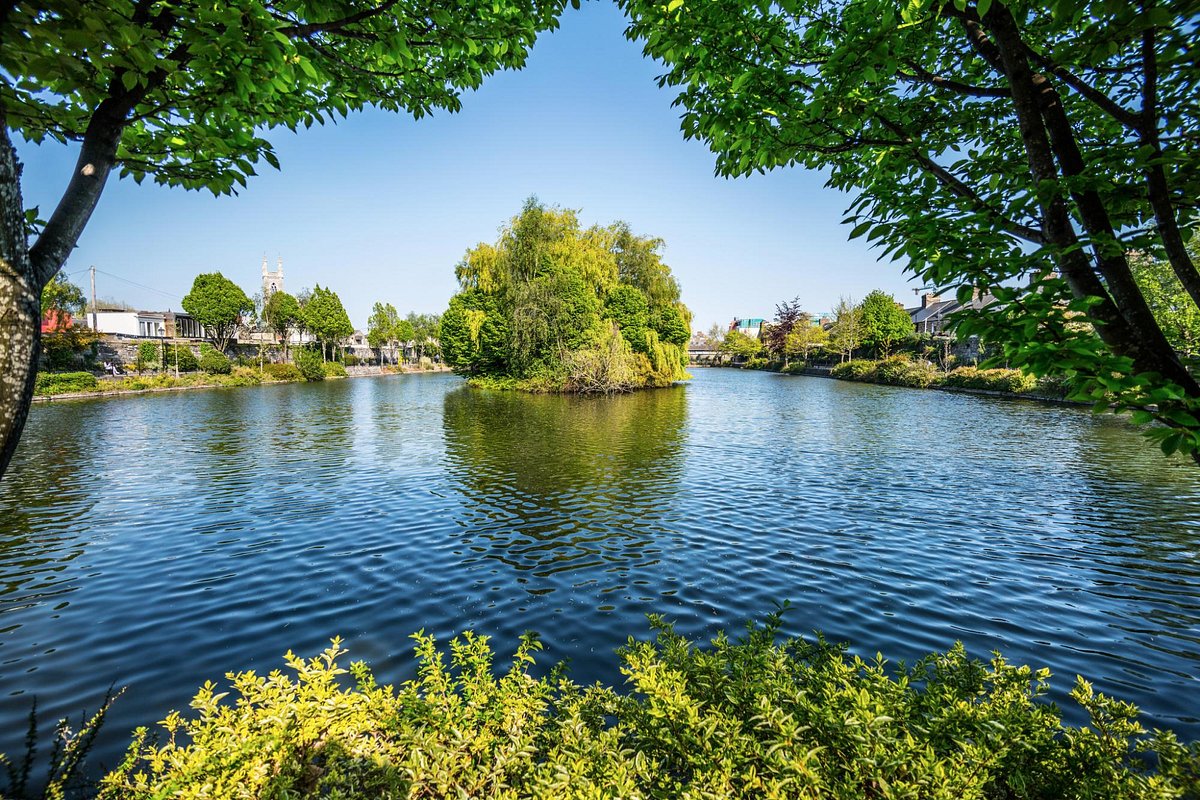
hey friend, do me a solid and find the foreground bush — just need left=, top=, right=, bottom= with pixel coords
left=34, top=371, right=98, bottom=396
left=94, top=616, right=1199, bottom=799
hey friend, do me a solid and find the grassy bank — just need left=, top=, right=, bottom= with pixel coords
left=14, top=615, right=1198, bottom=798
left=33, top=363, right=357, bottom=400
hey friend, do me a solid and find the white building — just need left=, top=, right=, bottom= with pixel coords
left=85, top=309, right=206, bottom=339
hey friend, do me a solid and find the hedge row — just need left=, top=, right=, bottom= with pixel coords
left=34, top=371, right=98, bottom=396
left=831, top=358, right=1043, bottom=394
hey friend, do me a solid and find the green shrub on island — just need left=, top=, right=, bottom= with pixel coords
left=199, top=349, right=232, bottom=375
left=322, top=361, right=348, bottom=379
left=34, top=371, right=98, bottom=396
left=91, top=615, right=1199, bottom=799
left=262, top=363, right=303, bottom=382
left=294, top=348, right=325, bottom=382
left=440, top=198, right=692, bottom=393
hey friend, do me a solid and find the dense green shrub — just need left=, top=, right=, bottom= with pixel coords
left=742, top=356, right=770, bottom=370
left=94, top=616, right=1200, bottom=799
left=831, top=359, right=878, bottom=381
left=262, top=363, right=303, bottom=382
left=873, top=354, right=939, bottom=388
left=199, top=349, right=232, bottom=375
left=780, top=361, right=809, bottom=374
left=134, top=341, right=159, bottom=371
left=294, top=348, right=324, bottom=382
left=34, top=371, right=98, bottom=395
left=162, top=344, right=199, bottom=372
left=944, top=366, right=1037, bottom=393
left=344, top=353, right=363, bottom=366
left=225, top=367, right=262, bottom=387
left=323, top=361, right=348, bottom=378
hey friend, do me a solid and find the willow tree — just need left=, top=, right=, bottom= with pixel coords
left=443, top=198, right=692, bottom=391
left=0, top=0, right=565, bottom=478
left=624, top=0, right=1200, bottom=459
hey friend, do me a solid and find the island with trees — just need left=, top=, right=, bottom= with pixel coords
left=440, top=199, right=692, bottom=393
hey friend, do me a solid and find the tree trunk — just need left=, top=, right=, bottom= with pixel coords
left=984, top=4, right=1200, bottom=396
left=0, top=122, right=40, bottom=479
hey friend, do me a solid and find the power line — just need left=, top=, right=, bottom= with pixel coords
left=93, top=268, right=182, bottom=304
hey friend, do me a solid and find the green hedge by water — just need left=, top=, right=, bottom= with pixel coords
left=831, top=357, right=1042, bottom=394
left=34, top=371, right=98, bottom=395
left=80, top=615, right=1199, bottom=799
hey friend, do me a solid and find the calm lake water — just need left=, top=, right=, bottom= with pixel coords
left=1, top=368, right=1198, bottom=766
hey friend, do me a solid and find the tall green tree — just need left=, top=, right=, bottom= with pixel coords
left=303, top=285, right=353, bottom=361
left=785, top=321, right=830, bottom=364
left=0, top=0, right=566, bottom=478
left=623, top=0, right=1200, bottom=460
left=263, top=291, right=301, bottom=358
left=407, top=312, right=441, bottom=361
left=181, top=272, right=253, bottom=352
left=858, top=291, right=914, bottom=357
left=720, top=329, right=762, bottom=361
left=829, top=297, right=864, bottom=364
left=368, top=302, right=415, bottom=364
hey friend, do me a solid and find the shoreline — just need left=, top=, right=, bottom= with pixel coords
left=32, top=365, right=452, bottom=403
left=777, top=365, right=1088, bottom=406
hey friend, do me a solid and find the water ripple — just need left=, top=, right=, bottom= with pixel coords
left=1, top=371, right=1199, bottom=764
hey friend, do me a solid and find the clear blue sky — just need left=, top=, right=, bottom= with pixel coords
left=17, top=1, right=916, bottom=332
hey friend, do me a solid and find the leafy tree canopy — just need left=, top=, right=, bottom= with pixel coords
left=720, top=329, right=762, bottom=360
left=443, top=198, right=692, bottom=391
left=858, top=290, right=914, bottom=356
left=303, top=285, right=353, bottom=353
left=181, top=272, right=252, bottom=351
left=1132, top=244, right=1200, bottom=359
left=40, top=272, right=86, bottom=318
left=623, top=0, right=1200, bottom=461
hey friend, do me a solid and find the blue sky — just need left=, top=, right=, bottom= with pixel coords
left=17, top=1, right=916, bottom=332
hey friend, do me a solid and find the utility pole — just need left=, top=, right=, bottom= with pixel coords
left=89, top=265, right=97, bottom=330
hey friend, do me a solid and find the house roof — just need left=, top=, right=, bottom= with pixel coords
left=909, top=299, right=958, bottom=325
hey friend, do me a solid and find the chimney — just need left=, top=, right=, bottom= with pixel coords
left=921, top=292, right=940, bottom=309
